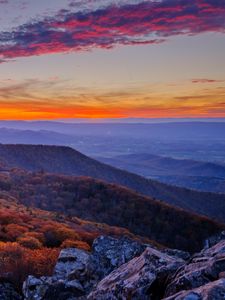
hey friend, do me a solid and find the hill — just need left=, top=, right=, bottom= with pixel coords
left=1, top=121, right=225, bottom=140
left=96, top=153, right=225, bottom=193
left=0, top=169, right=224, bottom=253
left=0, top=128, right=73, bottom=145
left=0, top=193, right=149, bottom=289
left=97, top=153, right=225, bottom=177
left=1, top=144, right=225, bottom=222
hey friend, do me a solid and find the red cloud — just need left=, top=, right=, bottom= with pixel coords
left=0, top=0, right=225, bottom=61
left=192, top=79, right=225, bottom=84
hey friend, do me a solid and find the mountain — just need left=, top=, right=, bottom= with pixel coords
left=0, top=169, right=223, bottom=253
left=1, top=121, right=225, bottom=139
left=0, top=128, right=74, bottom=145
left=96, top=153, right=225, bottom=177
left=1, top=122, right=225, bottom=162
left=1, top=144, right=225, bottom=223
left=153, top=175, right=225, bottom=194
left=96, top=153, right=225, bottom=193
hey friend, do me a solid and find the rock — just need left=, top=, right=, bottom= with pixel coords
left=0, top=280, right=21, bottom=300
left=163, top=278, right=225, bottom=300
left=204, top=231, right=225, bottom=249
left=88, top=246, right=185, bottom=300
left=90, top=235, right=147, bottom=280
left=165, top=240, right=225, bottom=297
left=23, top=249, right=91, bottom=299
left=23, top=276, right=53, bottom=300
left=54, top=248, right=90, bottom=280
left=163, top=249, right=191, bottom=261
left=23, top=234, right=225, bottom=300
left=23, top=275, right=86, bottom=300
left=23, top=236, right=146, bottom=300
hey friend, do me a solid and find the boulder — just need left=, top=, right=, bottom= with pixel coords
left=23, top=236, right=146, bottom=299
left=88, top=246, right=185, bottom=300
left=23, top=276, right=52, bottom=300
left=165, top=240, right=225, bottom=297
left=23, top=234, right=225, bottom=300
left=204, top=231, right=225, bottom=249
left=23, top=275, right=86, bottom=300
left=54, top=248, right=90, bottom=280
left=90, top=235, right=147, bottom=279
left=163, top=278, right=225, bottom=300
left=23, top=247, right=91, bottom=300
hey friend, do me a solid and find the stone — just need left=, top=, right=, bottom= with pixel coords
left=165, top=240, right=225, bottom=297
left=23, top=234, right=225, bottom=300
left=163, top=279, right=225, bottom=300
left=90, top=235, right=147, bottom=280
left=88, top=246, right=185, bottom=300
left=54, top=248, right=90, bottom=280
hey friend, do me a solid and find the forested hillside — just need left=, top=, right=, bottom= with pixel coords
left=0, top=144, right=225, bottom=222
left=0, top=169, right=223, bottom=253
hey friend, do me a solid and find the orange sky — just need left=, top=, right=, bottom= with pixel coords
left=1, top=82, right=225, bottom=120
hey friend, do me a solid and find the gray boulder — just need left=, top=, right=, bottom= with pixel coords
left=88, top=246, right=185, bottom=300
left=165, top=240, right=225, bottom=297
left=163, top=278, right=225, bottom=300
left=23, top=236, right=146, bottom=300
left=23, top=247, right=91, bottom=300
left=54, top=248, right=90, bottom=280
left=90, top=235, right=147, bottom=279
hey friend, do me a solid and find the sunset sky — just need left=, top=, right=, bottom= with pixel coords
left=0, top=0, right=225, bottom=120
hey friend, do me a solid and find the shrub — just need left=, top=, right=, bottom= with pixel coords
left=61, top=239, right=90, bottom=251
left=4, top=224, right=28, bottom=241
left=0, top=242, right=59, bottom=289
left=41, top=224, right=80, bottom=247
left=17, top=236, right=42, bottom=249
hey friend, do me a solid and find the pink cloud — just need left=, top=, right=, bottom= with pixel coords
left=0, top=0, right=224, bottom=61
left=192, top=79, right=225, bottom=84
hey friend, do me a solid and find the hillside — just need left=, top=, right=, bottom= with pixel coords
left=1, top=144, right=225, bottom=222
left=97, top=153, right=225, bottom=177
left=0, top=128, right=73, bottom=145
left=97, top=153, right=225, bottom=193
left=0, top=169, right=224, bottom=253
left=0, top=193, right=150, bottom=289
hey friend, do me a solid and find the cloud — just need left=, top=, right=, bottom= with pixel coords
left=191, top=78, right=225, bottom=84
left=0, top=0, right=224, bottom=61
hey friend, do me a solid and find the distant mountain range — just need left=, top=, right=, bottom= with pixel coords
left=96, top=153, right=225, bottom=193
left=1, top=144, right=225, bottom=223
left=96, top=153, right=225, bottom=177
left=1, top=120, right=225, bottom=139
left=0, top=128, right=74, bottom=145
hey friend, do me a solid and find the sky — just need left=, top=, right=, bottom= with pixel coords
left=0, top=0, right=225, bottom=120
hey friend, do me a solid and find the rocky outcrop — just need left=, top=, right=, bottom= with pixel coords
left=23, top=234, right=225, bottom=300
left=88, top=247, right=184, bottom=300
left=164, top=239, right=225, bottom=297
left=164, top=279, right=225, bottom=300
left=23, top=236, right=147, bottom=300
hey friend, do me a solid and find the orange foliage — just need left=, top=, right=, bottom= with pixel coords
left=17, top=236, right=42, bottom=249
left=5, top=224, right=28, bottom=241
left=61, top=239, right=91, bottom=251
left=0, top=242, right=59, bottom=289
